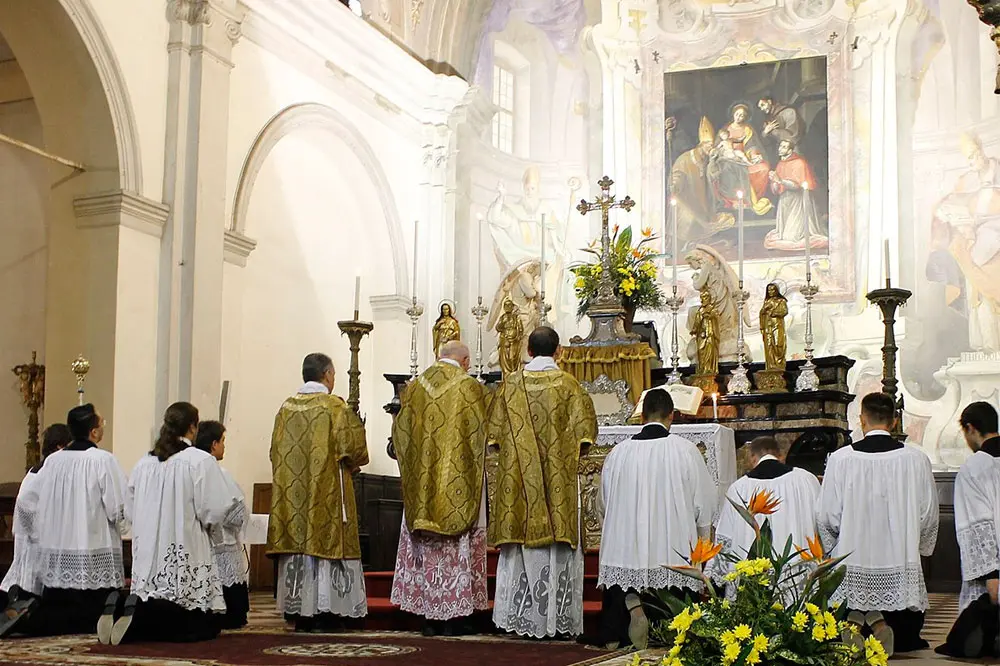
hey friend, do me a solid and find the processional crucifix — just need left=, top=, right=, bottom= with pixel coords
left=576, top=176, right=635, bottom=343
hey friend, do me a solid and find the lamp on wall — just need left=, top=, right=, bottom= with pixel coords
left=967, top=1, right=1000, bottom=93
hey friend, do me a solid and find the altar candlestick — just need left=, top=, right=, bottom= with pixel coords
left=353, top=276, right=361, bottom=320
left=802, top=182, right=811, bottom=280
left=711, top=392, right=719, bottom=421
left=736, top=190, right=745, bottom=284
left=670, top=198, right=678, bottom=286
left=884, top=238, right=891, bottom=288
left=476, top=213, right=484, bottom=298
left=540, top=213, right=546, bottom=298
left=412, top=221, right=419, bottom=300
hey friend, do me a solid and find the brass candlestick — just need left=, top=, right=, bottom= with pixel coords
left=71, top=354, right=90, bottom=406
left=338, top=319, right=374, bottom=417
left=12, top=351, right=45, bottom=471
left=867, top=284, right=911, bottom=439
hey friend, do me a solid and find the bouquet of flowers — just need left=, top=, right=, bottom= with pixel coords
left=570, top=225, right=666, bottom=319
left=647, top=490, right=888, bottom=666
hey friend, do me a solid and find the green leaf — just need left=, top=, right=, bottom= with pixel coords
left=618, top=226, right=633, bottom=248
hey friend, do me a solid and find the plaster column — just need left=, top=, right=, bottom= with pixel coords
left=158, top=0, right=242, bottom=417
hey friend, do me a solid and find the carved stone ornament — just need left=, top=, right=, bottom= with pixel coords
left=580, top=375, right=635, bottom=426
left=170, top=0, right=211, bottom=25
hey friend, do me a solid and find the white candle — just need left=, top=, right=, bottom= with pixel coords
left=353, top=275, right=361, bottom=319
left=540, top=213, right=546, bottom=299
left=736, top=190, right=745, bottom=284
left=802, top=182, right=811, bottom=281
left=712, top=392, right=719, bottom=421
left=670, top=198, right=678, bottom=286
left=412, top=220, right=419, bottom=300
left=884, top=238, right=891, bottom=288
left=476, top=213, right=484, bottom=298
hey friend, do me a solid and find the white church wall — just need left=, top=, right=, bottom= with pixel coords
left=0, top=97, right=48, bottom=482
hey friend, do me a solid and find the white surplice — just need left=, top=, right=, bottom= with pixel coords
left=711, top=457, right=820, bottom=587
left=24, top=443, right=129, bottom=590
left=953, top=444, right=1000, bottom=611
left=210, top=466, right=249, bottom=588
left=127, top=445, right=245, bottom=613
left=0, top=470, right=43, bottom=595
left=817, top=433, right=939, bottom=611
left=493, top=355, right=586, bottom=638
left=597, top=424, right=717, bottom=592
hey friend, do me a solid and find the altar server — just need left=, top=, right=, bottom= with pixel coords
left=817, top=392, right=939, bottom=655
left=390, top=341, right=489, bottom=636
left=712, top=436, right=820, bottom=588
left=196, top=420, right=250, bottom=629
left=267, top=353, right=369, bottom=632
left=596, top=388, right=716, bottom=649
left=0, top=425, right=71, bottom=610
left=0, top=404, right=128, bottom=638
left=488, top=326, right=597, bottom=638
left=936, top=401, right=1000, bottom=658
left=100, top=402, right=245, bottom=645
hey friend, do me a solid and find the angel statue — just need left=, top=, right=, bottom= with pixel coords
left=684, top=245, right=751, bottom=363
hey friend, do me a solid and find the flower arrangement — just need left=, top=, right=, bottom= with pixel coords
left=570, top=225, right=666, bottom=319
left=645, top=490, right=888, bottom=666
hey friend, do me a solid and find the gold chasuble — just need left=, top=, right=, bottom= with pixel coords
left=487, top=368, right=597, bottom=549
left=393, top=361, right=487, bottom=536
left=267, top=393, right=369, bottom=561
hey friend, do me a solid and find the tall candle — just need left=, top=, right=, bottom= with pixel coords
left=476, top=213, right=484, bottom=298
left=540, top=213, right=546, bottom=299
left=711, top=392, right=719, bottom=421
left=670, top=198, right=678, bottom=286
left=802, top=182, right=811, bottom=281
left=353, top=275, right=361, bottom=319
left=412, top=220, right=419, bottom=300
left=736, top=190, right=745, bottom=284
left=884, top=238, right=891, bottom=288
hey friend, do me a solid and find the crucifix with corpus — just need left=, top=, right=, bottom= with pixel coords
left=576, top=175, right=636, bottom=344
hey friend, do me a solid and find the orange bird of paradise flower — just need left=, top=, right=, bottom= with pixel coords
left=641, top=226, right=654, bottom=237
left=747, top=489, right=781, bottom=516
left=798, top=534, right=825, bottom=562
left=689, top=537, right=723, bottom=566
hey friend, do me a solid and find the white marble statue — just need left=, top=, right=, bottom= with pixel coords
left=684, top=245, right=751, bottom=363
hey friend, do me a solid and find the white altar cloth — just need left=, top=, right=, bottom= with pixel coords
left=597, top=424, right=737, bottom=521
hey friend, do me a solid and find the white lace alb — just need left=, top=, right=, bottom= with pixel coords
left=958, top=519, right=1000, bottom=581
left=42, top=546, right=124, bottom=590
left=833, top=563, right=929, bottom=611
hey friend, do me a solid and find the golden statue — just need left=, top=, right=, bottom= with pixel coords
left=760, top=283, right=789, bottom=370
left=495, top=298, right=525, bottom=375
left=692, top=289, right=720, bottom=377
left=432, top=302, right=461, bottom=359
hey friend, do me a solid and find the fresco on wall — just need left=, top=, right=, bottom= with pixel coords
left=663, top=56, right=829, bottom=263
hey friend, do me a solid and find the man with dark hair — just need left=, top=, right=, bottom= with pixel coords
left=758, top=96, right=803, bottom=146
left=818, top=393, right=938, bottom=656
left=937, top=402, right=1000, bottom=657
left=488, top=326, right=597, bottom=638
left=713, top=436, right=820, bottom=595
left=267, top=353, right=369, bottom=632
left=596, top=388, right=715, bottom=649
left=0, top=404, right=128, bottom=638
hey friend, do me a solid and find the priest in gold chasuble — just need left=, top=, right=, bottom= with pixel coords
left=390, top=341, right=489, bottom=634
left=488, top=327, right=598, bottom=639
left=267, top=353, right=369, bottom=632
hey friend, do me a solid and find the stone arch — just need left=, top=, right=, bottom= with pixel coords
left=230, top=102, right=408, bottom=296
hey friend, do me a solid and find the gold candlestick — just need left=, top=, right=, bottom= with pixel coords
left=71, top=354, right=90, bottom=406
left=338, top=319, right=374, bottom=417
left=12, top=351, right=45, bottom=471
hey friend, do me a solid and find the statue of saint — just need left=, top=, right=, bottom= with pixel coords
left=691, top=289, right=720, bottom=377
left=759, top=282, right=789, bottom=370
left=488, top=262, right=541, bottom=366
left=495, top=299, right=525, bottom=376
left=432, top=302, right=461, bottom=359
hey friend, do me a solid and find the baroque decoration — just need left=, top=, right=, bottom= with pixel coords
left=649, top=491, right=889, bottom=666
left=579, top=374, right=635, bottom=426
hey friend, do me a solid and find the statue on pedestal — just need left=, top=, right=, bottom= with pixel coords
left=432, top=302, right=461, bottom=359
left=690, top=290, right=720, bottom=394
left=755, top=282, right=789, bottom=393
left=495, top=299, right=525, bottom=376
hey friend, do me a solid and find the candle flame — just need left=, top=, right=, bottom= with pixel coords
left=477, top=213, right=484, bottom=221
left=802, top=182, right=809, bottom=190
left=736, top=190, right=744, bottom=199
left=670, top=197, right=677, bottom=206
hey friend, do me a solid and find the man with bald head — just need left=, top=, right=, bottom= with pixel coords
left=391, top=340, right=489, bottom=635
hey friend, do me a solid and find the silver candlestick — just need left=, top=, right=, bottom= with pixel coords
left=406, top=298, right=424, bottom=378
left=665, top=287, right=684, bottom=385
left=538, top=291, right=551, bottom=326
left=795, top=277, right=820, bottom=392
left=471, top=297, right=489, bottom=379
left=728, top=283, right=752, bottom=394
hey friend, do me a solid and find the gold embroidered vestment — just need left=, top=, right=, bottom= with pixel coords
left=487, top=368, right=597, bottom=549
left=393, top=362, right=487, bottom=536
left=266, top=393, right=369, bottom=561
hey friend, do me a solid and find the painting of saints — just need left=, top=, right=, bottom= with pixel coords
left=764, top=139, right=828, bottom=250
left=709, top=103, right=773, bottom=216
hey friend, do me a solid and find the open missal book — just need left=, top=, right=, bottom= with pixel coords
left=629, top=384, right=705, bottom=421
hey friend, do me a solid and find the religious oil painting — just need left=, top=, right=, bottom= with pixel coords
left=664, top=56, right=829, bottom=263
